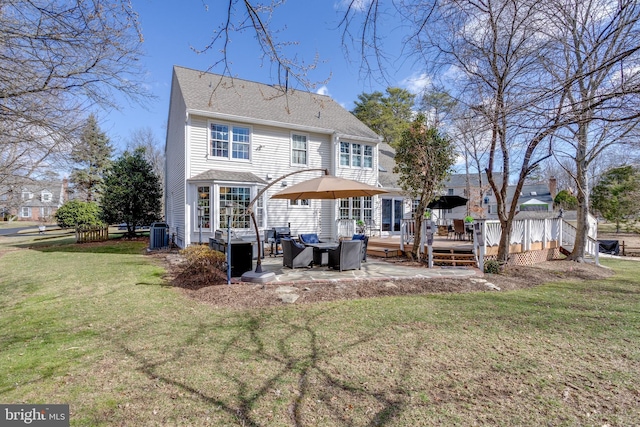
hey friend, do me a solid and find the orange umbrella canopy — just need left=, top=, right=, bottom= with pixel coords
left=271, top=175, right=388, bottom=200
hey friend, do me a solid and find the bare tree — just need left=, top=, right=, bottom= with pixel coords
left=450, top=109, right=494, bottom=218
left=339, top=0, right=640, bottom=262
left=542, top=0, right=640, bottom=261
left=195, top=0, right=326, bottom=95
left=415, top=0, right=568, bottom=262
left=125, top=127, right=165, bottom=187
left=0, top=0, right=149, bottom=191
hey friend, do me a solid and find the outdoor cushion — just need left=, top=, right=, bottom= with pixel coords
left=293, top=240, right=306, bottom=249
left=352, top=234, right=366, bottom=240
left=299, top=233, right=320, bottom=244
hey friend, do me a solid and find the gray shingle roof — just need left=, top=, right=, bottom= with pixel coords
left=377, top=141, right=504, bottom=190
left=188, top=169, right=267, bottom=184
left=173, top=66, right=379, bottom=140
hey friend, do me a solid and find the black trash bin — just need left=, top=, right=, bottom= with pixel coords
left=149, top=222, right=169, bottom=249
left=209, top=238, right=253, bottom=277
left=598, top=240, right=620, bottom=255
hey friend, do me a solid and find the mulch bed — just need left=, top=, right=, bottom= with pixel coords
left=151, top=249, right=614, bottom=309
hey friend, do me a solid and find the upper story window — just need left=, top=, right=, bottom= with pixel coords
left=210, top=123, right=250, bottom=160
left=22, top=191, right=32, bottom=201
left=41, top=191, right=52, bottom=202
left=291, top=134, right=308, bottom=165
left=340, top=141, right=373, bottom=169
left=447, top=188, right=454, bottom=195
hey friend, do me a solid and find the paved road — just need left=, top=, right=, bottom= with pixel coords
left=0, top=226, right=39, bottom=236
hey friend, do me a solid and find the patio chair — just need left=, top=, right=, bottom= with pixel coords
left=351, top=234, right=369, bottom=262
left=327, top=240, right=362, bottom=272
left=282, top=238, right=314, bottom=269
left=453, top=219, right=466, bottom=240
left=298, top=233, right=324, bottom=245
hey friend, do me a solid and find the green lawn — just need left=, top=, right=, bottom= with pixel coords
left=0, top=236, right=639, bottom=426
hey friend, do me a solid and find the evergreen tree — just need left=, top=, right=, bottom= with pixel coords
left=352, top=88, right=415, bottom=147
left=69, top=114, right=114, bottom=202
left=591, top=166, right=640, bottom=233
left=100, top=149, right=162, bottom=237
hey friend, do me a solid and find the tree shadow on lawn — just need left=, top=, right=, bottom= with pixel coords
left=113, top=307, right=417, bottom=426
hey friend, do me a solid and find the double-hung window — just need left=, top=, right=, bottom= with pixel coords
left=340, top=142, right=350, bottom=166
left=340, top=141, right=373, bottom=169
left=210, top=123, right=250, bottom=160
left=291, top=134, right=308, bottom=165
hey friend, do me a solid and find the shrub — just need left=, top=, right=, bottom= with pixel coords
left=55, top=200, right=103, bottom=229
left=465, top=215, right=474, bottom=223
left=177, top=245, right=227, bottom=287
left=484, top=259, right=501, bottom=274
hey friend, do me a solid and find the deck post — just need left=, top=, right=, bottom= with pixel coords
left=425, top=219, right=434, bottom=268
left=475, top=222, right=485, bottom=272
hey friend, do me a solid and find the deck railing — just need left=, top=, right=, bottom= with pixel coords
left=336, top=219, right=356, bottom=240
left=399, top=215, right=599, bottom=267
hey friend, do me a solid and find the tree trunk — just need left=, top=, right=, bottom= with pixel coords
left=567, top=122, right=589, bottom=262
left=411, top=199, right=427, bottom=261
left=496, top=219, right=511, bottom=263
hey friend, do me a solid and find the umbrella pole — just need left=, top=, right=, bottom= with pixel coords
left=241, top=168, right=329, bottom=283
left=251, top=211, right=263, bottom=273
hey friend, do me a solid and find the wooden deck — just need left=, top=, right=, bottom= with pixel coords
left=367, top=235, right=477, bottom=266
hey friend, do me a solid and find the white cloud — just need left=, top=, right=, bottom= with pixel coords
left=335, top=0, right=372, bottom=12
left=316, top=85, right=331, bottom=96
left=401, top=72, right=431, bottom=94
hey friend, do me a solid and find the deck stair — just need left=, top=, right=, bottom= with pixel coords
left=432, top=248, right=477, bottom=266
left=366, top=238, right=403, bottom=258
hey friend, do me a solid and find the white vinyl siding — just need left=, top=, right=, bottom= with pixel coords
left=164, top=71, right=188, bottom=246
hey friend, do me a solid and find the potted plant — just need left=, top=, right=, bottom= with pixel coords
left=464, top=215, right=474, bottom=223
left=356, top=219, right=365, bottom=234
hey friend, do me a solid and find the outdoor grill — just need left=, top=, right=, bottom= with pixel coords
left=268, top=226, right=291, bottom=256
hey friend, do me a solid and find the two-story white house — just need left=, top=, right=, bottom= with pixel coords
left=165, top=66, right=382, bottom=248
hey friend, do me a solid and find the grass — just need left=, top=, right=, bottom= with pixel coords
left=0, top=234, right=639, bottom=426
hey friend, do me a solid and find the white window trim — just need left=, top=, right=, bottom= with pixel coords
left=339, top=141, right=374, bottom=170
left=289, top=199, right=310, bottom=208
left=41, top=191, right=52, bottom=202
left=21, top=207, right=31, bottom=217
left=207, top=121, right=252, bottom=162
left=290, top=132, right=309, bottom=166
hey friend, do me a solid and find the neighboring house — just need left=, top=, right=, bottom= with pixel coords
left=0, top=179, right=67, bottom=221
left=505, top=180, right=556, bottom=214
left=165, top=66, right=382, bottom=248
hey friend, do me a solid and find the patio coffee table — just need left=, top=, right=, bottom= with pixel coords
left=305, top=242, right=339, bottom=266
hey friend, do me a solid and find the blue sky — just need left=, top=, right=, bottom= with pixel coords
left=102, top=0, right=430, bottom=151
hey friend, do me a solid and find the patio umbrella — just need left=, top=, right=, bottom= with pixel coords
left=427, top=195, right=468, bottom=210
left=243, top=172, right=387, bottom=283
left=271, top=175, right=388, bottom=200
